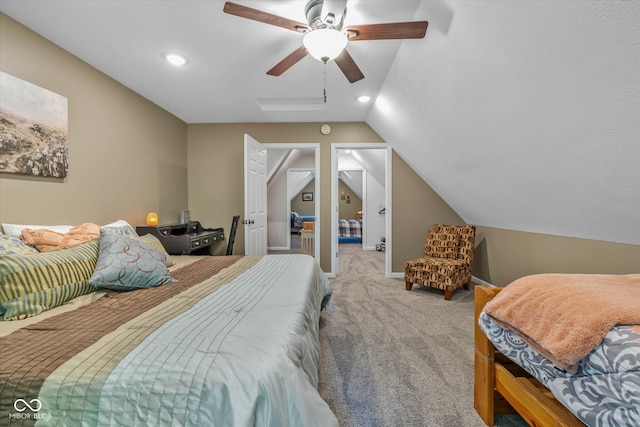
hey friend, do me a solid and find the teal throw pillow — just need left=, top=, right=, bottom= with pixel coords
left=136, top=233, right=175, bottom=267
left=89, top=229, right=176, bottom=291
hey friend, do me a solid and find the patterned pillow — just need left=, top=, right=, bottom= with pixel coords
left=101, top=222, right=172, bottom=266
left=101, top=220, right=138, bottom=238
left=0, top=240, right=100, bottom=320
left=0, top=234, right=38, bottom=255
left=89, top=229, right=176, bottom=291
left=136, top=233, right=175, bottom=267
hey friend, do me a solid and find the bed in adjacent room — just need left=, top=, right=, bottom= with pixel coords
left=474, top=274, right=640, bottom=427
left=338, top=219, right=362, bottom=243
left=290, top=212, right=315, bottom=234
left=0, top=224, right=337, bottom=426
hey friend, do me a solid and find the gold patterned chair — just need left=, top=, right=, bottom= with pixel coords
left=404, top=224, right=476, bottom=300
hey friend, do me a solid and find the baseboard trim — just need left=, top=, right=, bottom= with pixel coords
left=472, top=275, right=496, bottom=287
left=391, top=273, right=495, bottom=287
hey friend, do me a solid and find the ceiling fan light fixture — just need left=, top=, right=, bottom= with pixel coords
left=303, top=28, right=348, bottom=63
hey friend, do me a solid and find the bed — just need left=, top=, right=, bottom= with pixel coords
left=474, top=274, right=640, bottom=427
left=290, top=213, right=315, bottom=234
left=338, top=219, right=362, bottom=243
left=0, top=225, right=337, bottom=426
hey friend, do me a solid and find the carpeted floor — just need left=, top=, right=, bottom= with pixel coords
left=268, top=234, right=313, bottom=256
left=317, top=244, right=527, bottom=427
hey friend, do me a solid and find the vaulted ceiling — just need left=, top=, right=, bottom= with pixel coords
left=1, top=0, right=638, bottom=245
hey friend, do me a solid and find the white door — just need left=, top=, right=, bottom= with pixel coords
left=244, top=134, right=267, bottom=255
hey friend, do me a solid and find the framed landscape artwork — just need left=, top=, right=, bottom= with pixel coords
left=0, top=71, right=69, bottom=178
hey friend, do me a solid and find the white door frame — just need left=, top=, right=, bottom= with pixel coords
left=331, top=143, right=392, bottom=277
left=265, top=143, right=320, bottom=263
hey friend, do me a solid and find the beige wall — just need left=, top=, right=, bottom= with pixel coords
left=391, top=150, right=466, bottom=271
left=187, top=123, right=462, bottom=273
left=473, top=227, right=640, bottom=286
left=390, top=148, right=639, bottom=282
left=290, top=180, right=316, bottom=216
left=338, top=180, right=362, bottom=219
left=0, top=14, right=187, bottom=228
left=187, top=122, right=391, bottom=270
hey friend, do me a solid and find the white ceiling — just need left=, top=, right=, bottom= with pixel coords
left=1, top=0, right=639, bottom=246
left=368, top=0, right=640, bottom=246
left=0, top=0, right=423, bottom=123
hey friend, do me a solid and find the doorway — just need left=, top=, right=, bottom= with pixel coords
left=331, top=144, right=392, bottom=277
left=265, top=143, right=320, bottom=260
left=287, top=169, right=316, bottom=255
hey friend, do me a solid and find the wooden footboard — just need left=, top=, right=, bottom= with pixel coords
left=473, top=286, right=584, bottom=427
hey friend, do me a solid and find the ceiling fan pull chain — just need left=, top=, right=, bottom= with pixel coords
left=323, top=62, right=327, bottom=103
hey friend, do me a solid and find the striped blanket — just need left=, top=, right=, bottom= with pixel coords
left=0, top=255, right=336, bottom=426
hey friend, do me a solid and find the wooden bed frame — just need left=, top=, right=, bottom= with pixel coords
left=473, top=286, right=584, bottom=426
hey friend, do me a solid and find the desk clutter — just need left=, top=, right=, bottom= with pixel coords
left=136, top=221, right=224, bottom=255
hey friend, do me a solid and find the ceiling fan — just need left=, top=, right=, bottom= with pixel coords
left=223, top=0, right=428, bottom=83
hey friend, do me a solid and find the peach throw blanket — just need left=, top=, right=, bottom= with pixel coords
left=21, top=223, right=100, bottom=252
left=484, top=273, right=640, bottom=374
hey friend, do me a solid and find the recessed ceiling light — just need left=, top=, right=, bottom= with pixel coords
left=357, top=95, right=371, bottom=103
left=165, top=53, right=187, bottom=66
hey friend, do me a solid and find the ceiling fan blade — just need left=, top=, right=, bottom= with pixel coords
left=267, top=45, right=309, bottom=76
left=345, top=21, right=428, bottom=41
left=334, top=49, right=364, bottom=83
left=223, top=2, right=310, bottom=33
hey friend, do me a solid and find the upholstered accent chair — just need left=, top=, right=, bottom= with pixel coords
left=404, top=224, right=476, bottom=300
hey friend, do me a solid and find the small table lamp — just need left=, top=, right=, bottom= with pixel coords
left=146, top=212, right=158, bottom=226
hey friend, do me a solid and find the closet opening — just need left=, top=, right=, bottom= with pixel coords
left=266, top=144, right=320, bottom=260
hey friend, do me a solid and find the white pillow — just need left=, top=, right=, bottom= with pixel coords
left=101, top=219, right=138, bottom=237
left=101, top=219, right=133, bottom=229
left=1, top=220, right=135, bottom=236
left=1, top=223, right=74, bottom=236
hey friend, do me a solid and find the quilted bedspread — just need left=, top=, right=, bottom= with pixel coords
left=0, top=255, right=337, bottom=426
